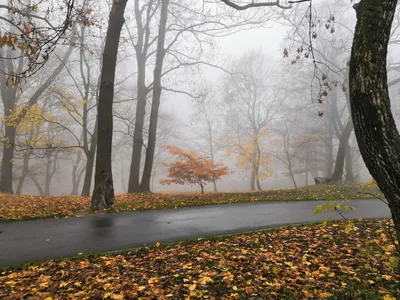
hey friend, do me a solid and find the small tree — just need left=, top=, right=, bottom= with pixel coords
left=160, top=146, right=229, bottom=194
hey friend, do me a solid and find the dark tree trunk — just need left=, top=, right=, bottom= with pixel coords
left=91, top=0, right=128, bottom=210
left=128, top=57, right=147, bottom=193
left=140, top=0, right=170, bottom=193
left=81, top=151, right=95, bottom=196
left=81, top=99, right=98, bottom=196
left=330, top=119, right=353, bottom=183
left=127, top=0, right=156, bottom=193
left=16, top=151, right=30, bottom=194
left=200, top=184, right=204, bottom=194
left=0, top=126, right=16, bottom=193
left=345, top=143, right=354, bottom=182
left=349, top=0, right=400, bottom=243
left=44, top=153, right=57, bottom=196
left=71, top=152, right=86, bottom=195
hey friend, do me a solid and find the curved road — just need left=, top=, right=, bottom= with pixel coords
left=0, top=199, right=390, bottom=266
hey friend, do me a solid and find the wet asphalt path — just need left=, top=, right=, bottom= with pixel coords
left=0, top=199, right=390, bottom=266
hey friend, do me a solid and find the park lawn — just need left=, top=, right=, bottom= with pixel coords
left=0, top=219, right=399, bottom=299
left=0, top=183, right=382, bottom=222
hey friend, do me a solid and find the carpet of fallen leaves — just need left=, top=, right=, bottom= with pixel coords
left=0, top=183, right=382, bottom=221
left=0, top=219, right=399, bottom=299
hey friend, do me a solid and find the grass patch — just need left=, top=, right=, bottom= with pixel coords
left=0, top=219, right=398, bottom=299
left=0, top=182, right=383, bottom=222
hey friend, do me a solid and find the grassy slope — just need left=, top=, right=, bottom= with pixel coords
left=0, top=183, right=383, bottom=222
left=0, top=219, right=398, bottom=299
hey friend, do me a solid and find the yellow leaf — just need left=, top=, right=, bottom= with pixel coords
left=198, top=276, right=214, bottom=284
left=5, top=281, right=16, bottom=285
left=39, top=282, right=49, bottom=288
left=74, top=282, right=81, bottom=287
left=382, top=275, right=392, bottom=280
left=367, top=280, right=375, bottom=284
left=44, top=297, right=53, bottom=300
left=59, top=281, right=68, bottom=287
left=383, top=295, right=396, bottom=300
left=156, top=242, right=160, bottom=247
left=138, top=286, right=146, bottom=291
left=189, top=284, right=196, bottom=291
left=111, top=294, right=124, bottom=300
left=328, top=272, right=335, bottom=278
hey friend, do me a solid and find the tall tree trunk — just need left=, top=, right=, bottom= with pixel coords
left=91, top=0, right=128, bottom=210
left=0, top=126, right=16, bottom=193
left=140, top=0, right=170, bottom=193
left=331, top=119, right=353, bottom=183
left=16, top=151, right=31, bottom=194
left=81, top=150, right=95, bottom=196
left=200, top=184, right=204, bottom=194
left=326, top=113, right=334, bottom=177
left=81, top=83, right=99, bottom=196
left=349, top=0, right=400, bottom=243
left=44, top=153, right=57, bottom=196
left=345, top=143, right=354, bottom=182
left=128, top=57, right=147, bottom=193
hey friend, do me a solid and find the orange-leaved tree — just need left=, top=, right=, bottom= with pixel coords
left=160, top=146, right=229, bottom=194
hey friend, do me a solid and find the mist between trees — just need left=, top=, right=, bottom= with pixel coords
left=0, top=0, right=399, bottom=211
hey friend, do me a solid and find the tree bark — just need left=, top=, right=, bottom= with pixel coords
left=330, top=119, right=353, bottom=183
left=200, top=184, right=204, bottom=194
left=0, top=126, right=16, bottom=193
left=16, top=151, right=30, bottom=194
left=128, top=56, right=147, bottom=193
left=128, top=0, right=155, bottom=193
left=140, top=0, right=170, bottom=193
left=91, top=0, right=128, bottom=210
left=326, top=113, right=334, bottom=177
left=349, top=0, right=400, bottom=243
left=81, top=143, right=96, bottom=196
left=345, top=143, right=354, bottom=182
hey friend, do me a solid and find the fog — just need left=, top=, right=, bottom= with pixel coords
left=1, top=0, right=398, bottom=196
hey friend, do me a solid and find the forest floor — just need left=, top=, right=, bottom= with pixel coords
left=1, top=218, right=399, bottom=299
left=0, top=183, right=383, bottom=221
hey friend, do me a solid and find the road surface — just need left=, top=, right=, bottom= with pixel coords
left=0, top=199, right=390, bottom=266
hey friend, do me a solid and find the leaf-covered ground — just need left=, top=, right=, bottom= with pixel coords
left=0, top=183, right=382, bottom=221
left=1, top=219, right=398, bottom=299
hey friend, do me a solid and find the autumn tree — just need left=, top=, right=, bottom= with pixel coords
left=191, top=88, right=224, bottom=192
left=0, top=39, right=75, bottom=194
left=127, top=0, right=274, bottom=194
left=0, top=0, right=80, bottom=77
left=219, top=0, right=400, bottom=244
left=160, top=145, right=229, bottom=194
left=221, top=50, right=284, bottom=190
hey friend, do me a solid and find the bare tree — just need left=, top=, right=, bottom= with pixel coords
left=91, top=0, right=128, bottom=210
left=221, top=50, right=284, bottom=190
